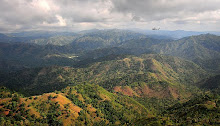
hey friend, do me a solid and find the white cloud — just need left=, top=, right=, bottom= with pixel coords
left=56, top=15, right=66, bottom=26
left=0, top=0, right=220, bottom=32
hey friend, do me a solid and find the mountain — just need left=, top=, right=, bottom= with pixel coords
left=0, top=42, right=78, bottom=71
left=3, top=31, right=220, bottom=73
left=119, top=37, right=172, bottom=49
left=0, top=30, right=166, bottom=71
left=0, top=54, right=207, bottom=98
left=0, top=33, right=31, bottom=43
left=67, top=29, right=146, bottom=51
left=197, top=74, right=220, bottom=91
left=1, top=86, right=219, bottom=126
left=1, top=85, right=219, bottom=125
left=152, top=34, right=220, bottom=60
left=131, top=29, right=220, bottom=39
left=9, top=31, right=75, bottom=39
left=0, top=84, right=149, bottom=125
left=12, top=29, right=146, bottom=47
left=162, top=93, right=220, bottom=125
left=30, top=36, right=77, bottom=46
left=0, top=33, right=12, bottom=42
left=151, top=34, right=220, bottom=71
left=0, top=31, right=71, bottom=43
left=135, top=92, right=220, bottom=126
left=78, top=47, right=155, bottom=63
left=1, top=30, right=220, bottom=125
left=1, top=31, right=218, bottom=75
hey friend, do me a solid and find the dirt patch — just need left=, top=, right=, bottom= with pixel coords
left=134, top=85, right=180, bottom=99
left=206, top=101, right=216, bottom=107
left=114, top=84, right=179, bottom=99
left=3, top=109, right=9, bottom=115
left=38, top=68, right=48, bottom=76
left=87, top=104, right=96, bottom=113
left=168, top=87, right=179, bottom=99
left=114, top=86, right=139, bottom=97
left=63, top=67, right=70, bottom=71
left=123, top=58, right=131, bottom=68
left=50, top=93, right=82, bottom=113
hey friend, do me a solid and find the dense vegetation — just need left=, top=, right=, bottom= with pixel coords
left=0, top=54, right=206, bottom=96
left=163, top=93, right=220, bottom=125
left=0, top=84, right=149, bottom=125
left=152, top=34, right=220, bottom=72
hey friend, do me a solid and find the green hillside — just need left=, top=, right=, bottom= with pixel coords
left=134, top=93, right=220, bottom=126
left=197, top=74, right=220, bottom=91
left=1, top=86, right=219, bottom=126
left=1, top=33, right=220, bottom=73
left=30, top=29, right=146, bottom=47
left=0, top=42, right=78, bottom=71
left=0, top=84, right=149, bottom=126
left=152, top=34, right=220, bottom=60
left=0, top=54, right=207, bottom=97
left=163, top=93, right=220, bottom=125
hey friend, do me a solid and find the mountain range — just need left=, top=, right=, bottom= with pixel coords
left=0, top=29, right=220, bottom=125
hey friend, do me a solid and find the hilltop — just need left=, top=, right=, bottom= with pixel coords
left=0, top=85, right=149, bottom=125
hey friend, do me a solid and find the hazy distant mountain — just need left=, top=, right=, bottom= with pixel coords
left=1, top=31, right=220, bottom=72
left=0, top=33, right=31, bottom=43
left=119, top=37, right=172, bottom=49
left=30, top=36, right=78, bottom=46
left=0, top=42, right=78, bottom=71
left=9, top=31, right=76, bottom=38
left=152, top=34, right=220, bottom=60
left=131, top=29, right=220, bottom=39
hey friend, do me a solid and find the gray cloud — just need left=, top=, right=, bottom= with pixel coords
left=110, top=0, right=220, bottom=21
left=0, top=0, right=220, bottom=32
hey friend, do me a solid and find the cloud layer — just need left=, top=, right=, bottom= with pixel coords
left=0, top=0, right=220, bottom=32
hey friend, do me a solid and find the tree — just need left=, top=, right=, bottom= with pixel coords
left=0, top=117, right=6, bottom=125
left=48, top=95, right=53, bottom=100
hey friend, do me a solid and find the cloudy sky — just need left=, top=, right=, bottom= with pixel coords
left=0, top=0, right=220, bottom=32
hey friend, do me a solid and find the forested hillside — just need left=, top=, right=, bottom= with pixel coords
left=0, top=54, right=206, bottom=96
left=0, top=85, right=149, bottom=125
left=152, top=34, right=220, bottom=71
